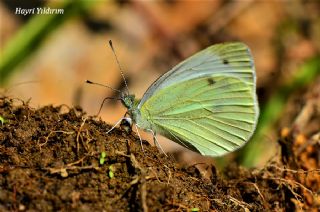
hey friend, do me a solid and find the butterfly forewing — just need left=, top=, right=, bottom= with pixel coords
left=139, top=42, right=256, bottom=107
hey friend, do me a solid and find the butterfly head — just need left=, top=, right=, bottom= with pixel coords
left=120, top=93, right=141, bottom=126
left=120, top=93, right=135, bottom=110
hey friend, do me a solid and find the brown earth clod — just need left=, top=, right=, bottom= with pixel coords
left=0, top=96, right=319, bottom=211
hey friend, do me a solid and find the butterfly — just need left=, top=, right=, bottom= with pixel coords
left=98, top=42, right=259, bottom=157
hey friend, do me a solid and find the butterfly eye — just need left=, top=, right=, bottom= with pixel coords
left=130, top=94, right=136, bottom=103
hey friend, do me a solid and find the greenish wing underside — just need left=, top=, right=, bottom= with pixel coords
left=140, top=76, right=258, bottom=156
left=139, top=42, right=256, bottom=106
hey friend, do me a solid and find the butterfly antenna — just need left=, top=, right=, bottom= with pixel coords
left=96, top=96, right=120, bottom=117
left=4, top=80, right=40, bottom=93
left=108, top=40, right=130, bottom=95
left=86, top=80, right=122, bottom=93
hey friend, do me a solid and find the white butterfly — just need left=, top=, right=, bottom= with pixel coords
left=93, top=42, right=259, bottom=157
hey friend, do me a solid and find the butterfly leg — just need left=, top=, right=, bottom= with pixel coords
left=106, top=117, right=125, bottom=134
left=107, top=112, right=130, bottom=134
left=147, top=129, right=167, bottom=157
left=134, top=124, right=145, bottom=152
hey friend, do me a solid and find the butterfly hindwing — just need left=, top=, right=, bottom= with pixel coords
left=139, top=76, right=258, bottom=156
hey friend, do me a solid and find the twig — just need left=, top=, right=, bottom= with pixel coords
left=43, top=155, right=96, bottom=177
left=66, top=156, right=87, bottom=167
left=228, top=195, right=251, bottom=212
left=76, top=117, right=87, bottom=155
left=115, top=150, right=130, bottom=158
left=44, top=165, right=99, bottom=177
left=148, top=167, right=161, bottom=183
left=38, top=130, right=74, bottom=148
left=267, top=177, right=313, bottom=195
left=164, top=165, right=172, bottom=185
left=242, top=182, right=267, bottom=208
left=266, top=164, right=320, bottom=174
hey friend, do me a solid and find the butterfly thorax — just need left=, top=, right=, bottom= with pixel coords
left=120, top=93, right=135, bottom=109
left=121, top=94, right=152, bottom=130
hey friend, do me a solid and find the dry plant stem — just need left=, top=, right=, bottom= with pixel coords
left=66, top=155, right=87, bottom=167
left=264, top=174, right=314, bottom=209
left=228, top=195, right=251, bottom=212
left=43, top=155, right=99, bottom=176
left=265, top=164, right=320, bottom=174
left=286, top=185, right=303, bottom=211
left=276, top=178, right=313, bottom=195
left=76, top=117, right=87, bottom=155
left=242, top=182, right=267, bottom=206
left=211, top=198, right=228, bottom=207
left=115, top=150, right=130, bottom=158
left=147, top=167, right=161, bottom=183
left=80, top=129, right=90, bottom=152
left=38, top=130, right=74, bottom=148
left=164, top=165, right=172, bottom=185
left=192, top=196, right=211, bottom=210
left=46, top=165, right=99, bottom=175
left=260, top=163, right=316, bottom=195
left=117, top=152, right=167, bottom=185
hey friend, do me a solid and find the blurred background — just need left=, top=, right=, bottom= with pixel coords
left=1, top=0, right=319, bottom=167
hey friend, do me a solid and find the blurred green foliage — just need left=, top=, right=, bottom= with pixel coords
left=238, top=56, right=320, bottom=167
left=0, top=0, right=97, bottom=85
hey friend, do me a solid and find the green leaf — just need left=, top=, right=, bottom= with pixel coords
left=0, top=116, right=5, bottom=125
left=108, top=165, right=114, bottom=179
left=99, top=151, right=107, bottom=165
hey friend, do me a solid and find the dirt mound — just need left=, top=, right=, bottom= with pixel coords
left=0, top=97, right=319, bottom=211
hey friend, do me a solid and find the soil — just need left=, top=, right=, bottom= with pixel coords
left=0, top=96, right=319, bottom=212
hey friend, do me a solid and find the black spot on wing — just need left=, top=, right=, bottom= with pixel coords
left=223, top=59, right=229, bottom=65
left=207, top=78, right=216, bottom=85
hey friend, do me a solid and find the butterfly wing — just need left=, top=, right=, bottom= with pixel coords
left=139, top=42, right=256, bottom=107
left=139, top=75, right=258, bottom=156
left=137, top=42, right=258, bottom=156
